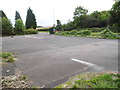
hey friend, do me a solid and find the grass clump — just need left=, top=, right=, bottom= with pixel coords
left=55, top=29, right=120, bottom=39
left=99, top=29, right=120, bottom=39
left=0, top=52, right=16, bottom=62
left=55, top=30, right=91, bottom=36
left=24, top=29, right=38, bottom=34
left=56, top=72, right=119, bottom=88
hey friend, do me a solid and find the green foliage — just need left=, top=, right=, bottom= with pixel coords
left=1, top=52, right=16, bottom=62
left=86, top=27, right=105, bottom=32
left=74, top=6, right=88, bottom=18
left=69, top=30, right=78, bottom=35
left=15, top=11, right=21, bottom=20
left=24, top=29, right=38, bottom=34
left=25, top=7, right=37, bottom=29
left=0, top=10, right=7, bottom=18
left=99, top=29, right=120, bottom=39
left=55, top=20, right=62, bottom=30
left=0, top=52, right=13, bottom=58
left=19, top=76, right=27, bottom=80
left=1, top=17, right=13, bottom=35
left=56, top=28, right=120, bottom=39
left=57, top=30, right=91, bottom=36
left=109, top=1, right=120, bottom=32
left=62, top=21, right=75, bottom=31
left=61, top=31, right=70, bottom=35
left=15, top=19, right=25, bottom=34
left=56, top=73, right=119, bottom=88
left=77, top=30, right=91, bottom=36
left=7, top=57, right=16, bottom=62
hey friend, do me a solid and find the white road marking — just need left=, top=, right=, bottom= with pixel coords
left=71, top=58, right=103, bottom=70
left=23, top=36, right=44, bottom=39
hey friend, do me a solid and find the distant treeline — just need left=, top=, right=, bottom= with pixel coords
left=0, top=7, right=37, bottom=36
left=55, top=1, right=120, bottom=33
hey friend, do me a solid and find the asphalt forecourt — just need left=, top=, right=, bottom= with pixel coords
left=2, top=33, right=118, bottom=87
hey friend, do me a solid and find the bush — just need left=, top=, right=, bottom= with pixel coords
left=77, top=30, right=92, bottom=36
left=99, top=29, right=120, bottom=39
left=1, top=17, right=13, bottom=35
left=69, top=30, right=78, bottom=35
left=86, top=27, right=105, bottom=32
left=14, top=19, right=25, bottom=34
left=24, top=29, right=38, bottom=34
left=1, top=52, right=13, bottom=58
left=1, top=52, right=16, bottom=62
left=58, top=30, right=91, bottom=36
left=61, top=31, right=70, bottom=35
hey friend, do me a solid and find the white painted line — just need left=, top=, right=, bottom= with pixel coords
left=23, top=36, right=44, bottom=39
left=71, top=58, right=103, bottom=70
left=71, top=58, right=96, bottom=66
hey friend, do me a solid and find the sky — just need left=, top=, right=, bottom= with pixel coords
left=0, top=0, right=115, bottom=27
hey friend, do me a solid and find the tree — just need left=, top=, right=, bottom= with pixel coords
left=109, top=1, right=120, bottom=32
left=15, top=11, right=21, bottom=20
left=25, top=7, right=37, bottom=29
left=62, top=21, right=75, bottom=31
left=2, top=17, right=13, bottom=35
left=56, top=20, right=62, bottom=30
left=74, top=6, right=88, bottom=18
left=73, top=6, right=88, bottom=28
left=15, top=19, right=25, bottom=33
left=0, top=10, right=7, bottom=18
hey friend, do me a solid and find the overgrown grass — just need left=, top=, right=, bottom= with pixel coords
left=0, top=52, right=16, bottom=63
left=55, top=29, right=120, bottom=39
left=56, top=72, right=120, bottom=88
left=38, top=31, right=49, bottom=33
left=24, top=29, right=38, bottom=34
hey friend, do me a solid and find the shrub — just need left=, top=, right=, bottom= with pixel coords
left=15, top=19, right=25, bottom=33
left=24, top=29, right=38, bottom=34
left=99, top=29, right=120, bottom=39
left=1, top=52, right=13, bottom=58
left=7, top=57, right=16, bottom=62
left=61, top=31, right=70, bottom=35
left=87, top=27, right=105, bottom=32
left=69, top=30, right=78, bottom=35
left=1, top=17, right=13, bottom=35
left=1, top=52, right=16, bottom=62
left=77, top=30, right=92, bottom=36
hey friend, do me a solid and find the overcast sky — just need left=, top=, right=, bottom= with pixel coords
left=1, top=0, right=115, bottom=27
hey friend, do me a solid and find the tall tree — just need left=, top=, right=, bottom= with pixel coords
left=56, top=20, right=62, bottom=30
left=73, top=6, right=88, bottom=28
left=1, top=17, right=13, bottom=35
left=74, top=6, right=88, bottom=18
left=15, top=19, right=25, bottom=33
left=25, top=7, right=37, bottom=29
left=0, top=11, right=13, bottom=35
left=0, top=10, right=7, bottom=18
left=15, top=11, right=21, bottom=20
left=109, top=1, right=120, bottom=32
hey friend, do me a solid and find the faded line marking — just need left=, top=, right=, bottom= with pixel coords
left=23, top=36, right=44, bottom=39
left=71, top=58, right=103, bottom=71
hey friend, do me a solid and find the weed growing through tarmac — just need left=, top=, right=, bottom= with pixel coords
left=0, top=52, right=17, bottom=63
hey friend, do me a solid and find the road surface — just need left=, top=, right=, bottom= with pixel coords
left=2, top=33, right=119, bottom=87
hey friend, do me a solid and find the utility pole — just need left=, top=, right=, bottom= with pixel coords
left=53, top=8, right=56, bottom=31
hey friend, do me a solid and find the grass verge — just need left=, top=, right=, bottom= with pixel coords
left=0, top=52, right=17, bottom=63
left=55, top=29, right=120, bottom=39
left=39, top=31, right=49, bottom=33
left=56, top=72, right=119, bottom=88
